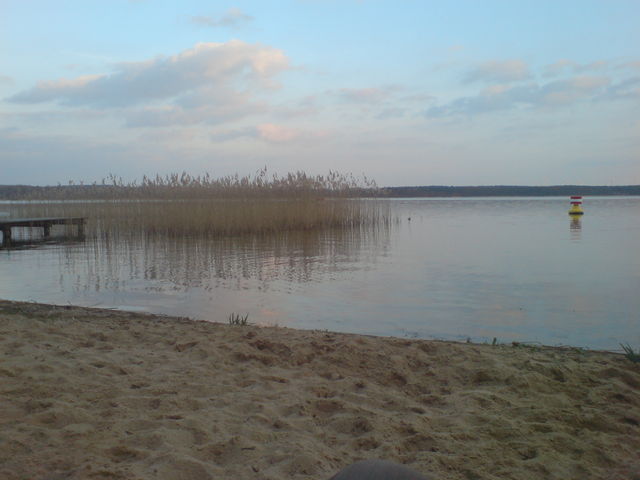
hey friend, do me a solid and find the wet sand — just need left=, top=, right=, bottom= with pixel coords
left=1, top=299, right=639, bottom=479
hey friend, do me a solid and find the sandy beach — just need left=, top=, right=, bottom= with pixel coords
left=1, top=299, right=639, bottom=479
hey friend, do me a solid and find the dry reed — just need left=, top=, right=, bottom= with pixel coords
left=7, top=170, right=390, bottom=237
left=20, top=168, right=378, bottom=200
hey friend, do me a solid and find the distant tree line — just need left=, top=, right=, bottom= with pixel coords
left=379, top=185, right=640, bottom=197
left=1, top=183, right=639, bottom=200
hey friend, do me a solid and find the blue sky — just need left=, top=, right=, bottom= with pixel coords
left=1, top=0, right=639, bottom=186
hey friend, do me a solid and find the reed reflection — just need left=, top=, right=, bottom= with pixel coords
left=61, top=225, right=390, bottom=295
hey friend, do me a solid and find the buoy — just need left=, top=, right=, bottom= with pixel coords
left=569, top=196, right=584, bottom=215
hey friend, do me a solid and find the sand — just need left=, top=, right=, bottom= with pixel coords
left=1, top=300, right=639, bottom=480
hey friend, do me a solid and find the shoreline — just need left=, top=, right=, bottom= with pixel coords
left=1, top=299, right=639, bottom=479
left=0, top=298, right=626, bottom=354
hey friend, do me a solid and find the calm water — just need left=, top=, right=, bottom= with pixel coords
left=1, top=197, right=639, bottom=350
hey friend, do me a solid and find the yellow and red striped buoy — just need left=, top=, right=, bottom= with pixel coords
left=569, top=196, right=584, bottom=215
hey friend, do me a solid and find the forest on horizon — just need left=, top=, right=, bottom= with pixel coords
left=0, top=184, right=639, bottom=200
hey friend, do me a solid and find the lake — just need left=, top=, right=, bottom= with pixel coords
left=1, top=196, right=639, bottom=351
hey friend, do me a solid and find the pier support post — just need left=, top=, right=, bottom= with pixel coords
left=77, top=219, right=85, bottom=238
left=43, top=224, right=51, bottom=238
left=2, top=226, right=11, bottom=246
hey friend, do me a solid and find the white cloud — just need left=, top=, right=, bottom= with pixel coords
left=191, top=8, right=253, bottom=29
left=7, top=41, right=290, bottom=109
left=463, top=60, right=530, bottom=84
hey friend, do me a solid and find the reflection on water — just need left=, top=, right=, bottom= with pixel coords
left=72, top=227, right=389, bottom=293
left=570, top=216, right=582, bottom=242
left=2, top=221, right=392, bottom=329
left=1, top=197, right=639, bottom=350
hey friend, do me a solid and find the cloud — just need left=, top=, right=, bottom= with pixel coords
left=208, top=123, right=327, bottom=144
left=190, top=8, right=253, bottom=29
left=619, top=61, right=640, bottom=71
left=4, top=108, right=111, bottom=129
left=257, top=123, right=303, bottom=142
left=336, top=87, right=391, bottom=104
left=600, top=76, right=640, bottom=100
left=573, top=61, right=608, bottom=74
left=376, top=107, right=406, bottom=119
left=123, top=89, right=266, bottom=127
left=542, top=59, right=574, bottom=78
left=332, top=85, right=405, bottom=105
left=272, top=96, right=320, bottom=119
left=0, top=75, right=14, bottom=85
left=324, top=85, right=431, bottom=120
left=463, top=60, right=530, bottom=84
left=7, top=40, right=289, bottom=108
left=123, top=104, right=260, bottom=128
left=427, top=75, right=611, bottom=117
left=209, top=127, right=257, bottom=142
left=543, top=59, right=609, bottom=77
left=398, top=93, right=435, bottom=104
left=137, top=128, right=199, bottom=144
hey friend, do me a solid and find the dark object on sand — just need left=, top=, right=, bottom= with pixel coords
left=329, top=459, right=431, bottom=480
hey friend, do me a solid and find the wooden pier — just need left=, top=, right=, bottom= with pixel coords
left=0, top=217, right=85, bottom=246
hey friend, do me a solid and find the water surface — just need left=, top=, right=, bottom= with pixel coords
left=1, top=197, right=638, bottom=350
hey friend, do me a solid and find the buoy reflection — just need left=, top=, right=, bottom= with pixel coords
left=570, top=215, right=582, bottom=242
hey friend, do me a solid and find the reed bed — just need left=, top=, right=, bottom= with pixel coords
left=6, top=170, right=391, bottom=238
left=17, top=169, right=378, bottom=200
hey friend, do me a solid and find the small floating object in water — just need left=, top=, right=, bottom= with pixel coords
left=569, top=196, right=584, bottom=215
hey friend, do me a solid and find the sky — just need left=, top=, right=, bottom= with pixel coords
left=1, top=0, right=639, bottom=187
